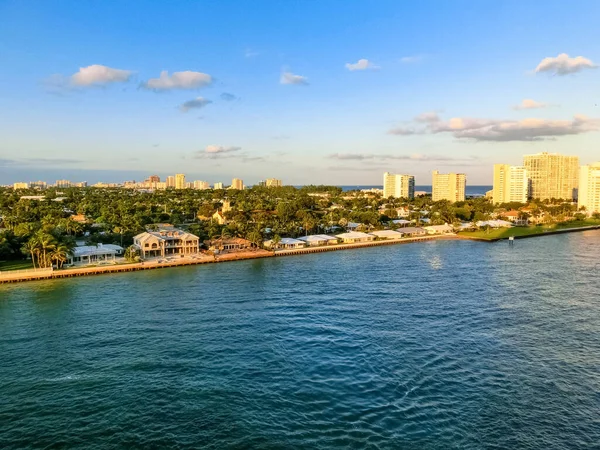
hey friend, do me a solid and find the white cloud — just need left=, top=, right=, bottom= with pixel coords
left=329, top=153, right=476, bottom=162
left=512, top=99, right=550, bottom=110
left=400, top=56, right=423, bottom=64
left=387, top=126, right=418, bottom=136
left=415, top=111, right=441, bottom=122
left=142, top=70, right=213, bottom=90
left=205, top=145, right=242, bottom=154
left=70, top=64, right=132, bottom=86
left=179, top=97, right=212, bottom=112
left=345, top=59, right=379, bottom=71
left=535, top=53, right=597, bottom=75
left=280, top=71, right=308, bottom=85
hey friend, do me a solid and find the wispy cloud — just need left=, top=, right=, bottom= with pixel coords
left=142, top=70, right=213, bottom=90
left=205, top=145, right=242, bottom=154
left=387, top=126, right=419, bottom=136
left=329, top=153, right=476, bottom=162
left=345, top=59, right=379, bottom=71
left=280, top=71, right=308, bottom=85
left=220, top=92, right=238, bottom=101
left=390, top=111, right=600, bottom=142
left=179, top=97, right=212, bottom=112
left=534, top=53, right=597, bottom=76
left=512, top=99, right=552, bottom=110
left=70, top=65, right=133, bottom=86
left=400, top=55, right=423, bottom=64
left=245, top=48, right=260, bottom=58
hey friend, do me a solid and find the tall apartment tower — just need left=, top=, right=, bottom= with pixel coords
left=231, top=178, right=244, bottom=190
left=523, top=152, right=579, bottom=200
left=383, top=172, right=415, bottom=199
left=166, top=176, right=176, bottom=188
left=578, top=162, right=600, bottom=215
left=265, top=178, right=282, bottom=187
left=432, top=171, right=466, bottom=202
left=175, top=174, right=186, bottom=189
left=213, top=182, right=224, bottom=190
left=492, top=164, right=529, bottom=204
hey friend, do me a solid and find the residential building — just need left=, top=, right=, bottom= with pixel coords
left=193, top=180, right=210, bottom=190
left=492, top=164, right=529, bottom=204
left=297, top=235, right=339, bottom=246
left=265, top=178, right=282, bottom=187
left=156, top=182, right=167, bottom=190
left=369, top=230, right=404, bottom=239
left=55, top=179, right=71, bottom=188
left=29, top=181, right=47, bottom=189
left=68, top=244, right=124, bottom=266
left=214, top=182, right=224, bottom=190
left=133, top=225, right=199, bottom=259
left=398, top=227, right=427, bottom=236
left=264, top=238, right=305, bottom=249
left=578, top=162, right=600, bottom=215
left=146, top=175, right=160, bottom=183
left=222, top=200, right=232, bottom=212
left=175, top=173, right=186, bottom=189
left=13, top=182, right=29, bottom=189
left=383, top=172, right=415, bottom=199
left=212, top=210, right=227, bottom=225
left=423, top=224, right=454, bottom=234
left=523, top=152, right=579, bottom=200
left=206, top=237, right=253, bottom=253
left=337, top=231, right=375, bottom=243
left=166, top=176, right=175, bottom=188
left=231, top=178, right=244, bottom=190
left=73, top=181, right=88, bottom=188
left=432, top=171, right=466, bottom=202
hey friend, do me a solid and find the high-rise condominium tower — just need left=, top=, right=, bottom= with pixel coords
left=492, top=164, right=529, bottom=204
left=578, top=162, right=600, bottom=215
left=523, top=152, right=579, bottom=200
left=175, top=174, right=186, bottom=190
left=166, top=176, right=175, bottom=188
left=265, top=178, right=282, bottom=187
left=432, top=171, right=466, bottom=202
left=383, top=172, right=415, bottom=199
left=231, top=178, right=244, bottom=190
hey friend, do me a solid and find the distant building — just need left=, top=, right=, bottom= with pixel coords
left=166, top=176, right=176, bottom=188
left=13, top=182, right=29, bottom=189
left=175, top=173, right=186, bottom=189
left=222, top=199, right=232, bottom=212
left=55, top=179, right=71, bottom=188
left=193, top=180, right=210, bottom=190
left=231, top=178, right=244, bottom=190
left=156, top=182, right=167, bottom=190
left=265, top=178, right=282, bottom=187
left=73, top=181, right=88, bottom=188
left=369, top=230, right=404, bottom=240
left=133, top=226, right=199, bottom=259
left=297, top=235, right=339, bottom=246
left=337, top=231, right=375, bottom=243
left=578, top=162, right=600, bottom=215
left=213, top=182, right=224, bottom=190
left=29, top=181, right=47, bottom=189
left=383, top=172, right=415, bottom=199
left=492, top=164, right=529, bottom=204
left=264, top=238, right=305, bottom=249
left=432, top=171, right=466, bottom=202
left=212, top=210, right=227, bottom=225
left=523, top=152, right=579, bottom=201
left=146, top=175, right=160, bottom=183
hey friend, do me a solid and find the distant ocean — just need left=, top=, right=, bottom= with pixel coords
left=338, top=185, right=493, bottom=197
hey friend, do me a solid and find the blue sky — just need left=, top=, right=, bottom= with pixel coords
left=1, top=0, right=599, bottom=185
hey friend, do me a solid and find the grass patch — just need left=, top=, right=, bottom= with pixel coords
left=459, top=219, right=600, bottom=240
left=0, top=260, right=34, bottom=271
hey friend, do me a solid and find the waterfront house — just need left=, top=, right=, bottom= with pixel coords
left=205, top=237, right=253, bottom=253
left=424, top=224, right=454, bottom=235
left=68, top=244, right=124, bottom=265
left=133, top=226, right=200, bottom=259
left=392, top=219, right=412, bottom=227
left=369, top=230, right=404, bottom=240
left=264, top=238, right=306, bottom=249
left=336, top=231, right=375, bottom=244
left=476, top=220, right=512, bottom=228
left=398, top=227, right=427, bottom=237
left=297, top=234, right=339, bottom=246
left=504, top=210, right=529, bottom=226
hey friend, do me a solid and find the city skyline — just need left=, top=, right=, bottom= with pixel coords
left=2, top=1, right=600, bottom=185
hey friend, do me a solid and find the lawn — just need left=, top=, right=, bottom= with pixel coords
left=0, top=260, right=34, bottom=271
left=459, top=219, right=600, bottom=240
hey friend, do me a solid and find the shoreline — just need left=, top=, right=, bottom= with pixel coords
left=1, top=225, right=599, bottom=285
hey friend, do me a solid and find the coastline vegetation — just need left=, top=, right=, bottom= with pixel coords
left=1, top=185, right=598, bottom=271
left=458, top=218, right=600, bottom=240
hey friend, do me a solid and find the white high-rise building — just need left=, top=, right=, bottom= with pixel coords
left=231, top=178, right=244, bottom=190
left=432, top=171, right=466, bottom=202
left=13, top=182, right=29, bottom=189
left=193, top=180, right=210, bottom=190
left=383, top=172, right=415, bottom=199
left=265, top=178, right=282, bottom=187
left=492, top=164, right=529, bottom=204
left=213, top=182, right=224, bottom=190
left=175, top=173, right=186, bottom=189
left=523, top=152, right=579, bottom=200
left=578, top=162, right=600, bottom=215
left=166, top=176, right=175, bottom=188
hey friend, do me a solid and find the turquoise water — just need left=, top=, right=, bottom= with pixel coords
left=1, top=232, right=599, bottom=449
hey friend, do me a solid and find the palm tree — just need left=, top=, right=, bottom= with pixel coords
left=50, top=243, right=71, bottom=269
left=21, top=239, right=38, bottom=269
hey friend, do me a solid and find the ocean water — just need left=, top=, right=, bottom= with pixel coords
left=1, top=232, right=599, bottom=449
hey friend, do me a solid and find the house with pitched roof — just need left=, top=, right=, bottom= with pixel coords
left=133, top=225, right=199, bottom=259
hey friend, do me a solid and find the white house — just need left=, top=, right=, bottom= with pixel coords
left=424, top=224, right=454, bottom=234
left=476, top=220, right=513, bottom=228
left=398, top=227, right=427, bottom=237
left=392, top=219, right=412, bottom=227
left=337, top=231, right=375, bottom=243
left=369, top=230, right=404, bottom=239
left=264, top=237, right=306, bottom=249
left=297, top=235, right=339, bottom=246
left=68, top=244, right=124, bottom=265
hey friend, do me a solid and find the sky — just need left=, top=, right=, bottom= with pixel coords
left=1, top=0, right=600, bottom=186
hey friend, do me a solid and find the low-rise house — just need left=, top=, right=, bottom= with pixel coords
left=476, top=220, right=513, bottom=228
left=424, top=224, right=454, bottom=234
left=297, top=234, right=339, bottom=246
left=346, top=222, right=363, bottom=231
left=212, top=210, right=228, bottom=225
left=264, top=237, right=306, bottom=249
left=337, top=231, right=375, bottom=243
left=205, top=237, right=253, bottom=253
left=398, top=227, right=427, bottom=237
left=504, top=210, right=529, bottom=226
left=133, top=226, right=200, bottom=259
left=370, top=230, right=404, bottom=240
left=392, top=219, right=412, bottom=227
left=68, top=244, right=124, bottom=265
